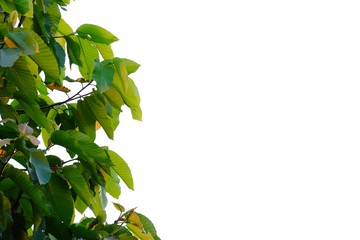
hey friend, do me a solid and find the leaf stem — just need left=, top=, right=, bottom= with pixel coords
left=0, top=150, right=15, bottom=177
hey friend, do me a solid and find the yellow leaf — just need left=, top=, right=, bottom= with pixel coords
left=95, top=121, right=101, bottom=130
left=0, top=149, right=6, bottom=158
left=46, top=83, right=70, bottom=93
left=128, top=211, right=143, bottom=229
left=4, top=37, right=18, bottom=49
left=127, top=223, right=154, bottom=240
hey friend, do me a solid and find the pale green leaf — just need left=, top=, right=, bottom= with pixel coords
left=77, top=37, right=99, bottom=79
left=0, top=48, right=21, bottom=67
left=95, top=43, right=114, bottom=60
left=108, top=150, right=134, bottom=190
left=127, top=223, right=154, bottom=240
left=30, top=149, right=52, bottom=185
left=122, top=58, right=141, bottom=75
left=7, top=29, right=38, bottom=55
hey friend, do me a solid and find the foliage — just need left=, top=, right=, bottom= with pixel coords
left=0, top=0, right=159, bottom=239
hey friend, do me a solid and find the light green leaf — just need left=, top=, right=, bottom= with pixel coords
left=112, top=202, right=125, bottom=212
left=77, top=37, right=99, bottom=80
left=7, top=58, right=37, bottom=99
left=101, top=168, right=120, bottom=199
left=77, top=24, right=118, bottom=44
left=13, top=91, right=53, bottom=132
left=95, top=43, right=114, bottom=60
left=122, top=58, right=141, bottom=75
left=93, top=59, right=114, bottom=93
left=127, top=223, right=154, bottom=240
left=2, top=165, right=49, bottom=214
left=85, top=94, right=114, bottom=139
left=30, top=149, right=52, bottom=185
left=62, top=165, right=93, bottom=206
left=0, top=0, right=32, bottom=16
left=45, top=174, right=74, bottom=225
left=103, top=85, right=124, bottom=109
left=7, top=29, right=38, bottom=55
left=74, top=196, right=87, bottom=214
left=108, top=150, right=134, bottom=190
left=29, top=31, right=60, bottom=81
left=113, top=57, right=128, bottom=92
left=57, top=18, right=73, bottom=35
left=0, top=48, right=21, bottom=67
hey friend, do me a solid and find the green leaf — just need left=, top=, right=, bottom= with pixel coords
left=77, top=37, right=99, bottom=80
left=50, top=130, right=111, bottom=165
left=72, top=100, right=96, bottom=141
left=65, top=36, right=82, bottom=67
left=74, top=196, right=87, bottom=214
left=93, top=59, right=114, bottom=93
left=0, top=192, right=12, bottom=232
left=122, top=58, right=141, bottom=75
left=29, top=31, right=60, bottom=81
left=62, top=165, right=93, bottom=206
left=70, top=225, right=98, bottom=240
left=7, top=58, right=37, bottom=99
left=7, top=29, right=38, bottom=55
left=113, top=57, right=128, bottom=92
left=0, top=178, right=16, bottom=192
left=30, top=149, right=52, bottom=185
left=113, top=202, right=125, bottom=212
left=77, top=24, right=118, bottom=44
left=45, top=174, right=74, bottom=225
left=127, top=223, right=154, bottom=240
left=102, top=168, right=120, bottom=199
left=95, top=43, right=114, bottom=60
left=2, top=165, right=49, bottom=214
left=108, top=150, right=134, bottom=190
left=103, top=85, right=124, bottom=109
left=57, top=18, right=73, bottom=36
left=45, top=216, right=73, bottom=240
left=14, top=91, right=53, bottom=132
left=0, top=48, right=21, bottom=67
left=137, top=213, right=161, bottom=240
left=0, top=0, right=32, bottom=16
left=85, top=93, right=114, bottom=139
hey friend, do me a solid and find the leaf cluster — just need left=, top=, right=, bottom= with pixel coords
left=0, top=0, right=159, bottom=239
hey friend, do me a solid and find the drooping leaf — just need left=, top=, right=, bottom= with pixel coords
left=103, top=85, right=124, bottom=109
left=100, top=168, right=120, bottom=199
left=0, top=48, right=22, bottom=67
left=7, top=58, right=37, bottom=99
left=7, top=29, right=39, bottom=55
left=51, top=38, right=66, bottom=67
left=93, top=59, right=114, bottom=93
left=13, top=91, right=53, bottom=132
left=0, top=192, right=12, bottom=232
left=108, top=150, right=134, bottom=190
left=77, top=37, right=99, bottom=80
left=45, top=174, right=74, bottom=225
left=62, top=165, right=93, bottom=206
left=0, top=0, right=32, bottom=16
left=30, top=149, right=52, bottom=185
left=95, top=43, right=114, bottom=60
left=2, top=165, right=49, bottom=214
left=128, top=211, right=143, bottom=229
left=77, top=24, right=118, bottom=44
left=113, top=57, right=128, bottom=92
left=72, top=100, right=96, bottom=141
left=29, top=31, right=60, bottom=81
left=84, top=93, right=114, bottom=139
left=65, top=36, right=82, bottom=67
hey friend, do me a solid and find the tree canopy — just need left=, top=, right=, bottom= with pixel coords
left=0, top=0, right=159, bottom=239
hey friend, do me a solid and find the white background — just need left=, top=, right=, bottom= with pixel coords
left=62, top=1, right=360, bottom=239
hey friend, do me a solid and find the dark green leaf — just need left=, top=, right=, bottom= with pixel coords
left=85, top=93, right=114, bottom=139
left=93, top=59, right=114, bottom=93
left=2, top=165, right=49, bottom=214
left=45, top=216, right=73, bottom=240
left=108, top=150, right=134, bottom=190
left=62, top=165, right=93, bottom=206
left=0, top=192, right=12, bottom=232
left=71, top=225, right=98, bottom=240
left=0, top=48, right=21, bottom=67
left=77, top=24, right=118, bottom=44
left=72, top=100, right=96, bottom=141
left=7, top=58, right=37, bottom=99
left=13, top=91, right=53, bottom=132
left=51, top=38, right=65, bottom=67
left=65, top=36, right=82, bottom=67
left=30, top=149, right=52, bottom=185
left=45, top=174, right=74, bottom=225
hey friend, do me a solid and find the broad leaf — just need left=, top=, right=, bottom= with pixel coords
left=45, top=216, right=73, bottom=240
left=14, top=91, right=53, bottom=132
left=77, top=24, right=118, bottom=44
left=29, top=31, right=60, bottom=81
left=0, top=0, right=32, bottom=16
left=7, top=58, right=37, bottom=99
left=65, top=36, right=82, bottom=67
left=85, top=94, right=114, bottom=139
left=137, top=213, right=161, bottom=240
left=95, top=43, right=114, bottom=60
left=77, top=37, right=99, bottom=80
left=7, top=29, right=39, bottom=55
left=0, top=192, right=12, bottom=232
left=108, top=150, right=134, bottom=190
left=30, top=149, right=52, bottom=185
left=127, top=223, right=154, bottom=240
left=50, top=130, right=111, bottom=165
left=122, top=58, right=141, bottom=75
left=45, top=174, right=74, bottom=225
left=72, top=101, right=96, bottom=141
left=2, top=165, right=49, bottom=214
left=0, top=48, right=21, bottom=67
left=101, top=168, right=120, bottom=199
left=93, top=59, right=114, bottom=93
left=62, top=165, right=93, bottom=206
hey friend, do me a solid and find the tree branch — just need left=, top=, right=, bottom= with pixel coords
left=0, top=150, right=15, bottom=177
